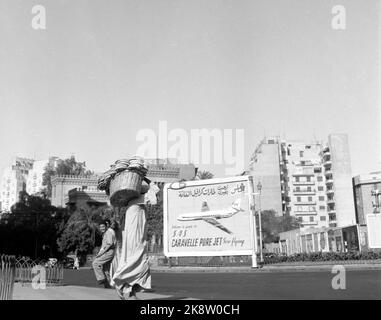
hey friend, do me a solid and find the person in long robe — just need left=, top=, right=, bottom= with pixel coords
left=110, top=182, right=157, bottom=300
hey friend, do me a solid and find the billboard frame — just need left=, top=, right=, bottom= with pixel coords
left=163, top=175, right=257, bottom=260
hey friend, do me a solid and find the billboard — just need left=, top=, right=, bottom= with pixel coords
left=163, top=176, right=254, bottom=257
left=366, top=214, right=381, bottom=248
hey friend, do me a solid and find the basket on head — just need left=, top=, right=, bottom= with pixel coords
left=109, top=170, right=142, bottom=207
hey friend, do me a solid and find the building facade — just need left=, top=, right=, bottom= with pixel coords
left=250, top=134, right=356, bottom=229
left=249, top=137, right=283, bottom=215
left=353, top=171, right=381, bottom=225
left=274, top=224, right=368, bottom=255
left=322, top=134, right=356, bottom=228
left=26, top=159, right=49, bottom=196
left=0, top=157, right=34, bottom=212
left=282, top=141, right=328, bottom=228
left=51, top=159, right=197, bottom=208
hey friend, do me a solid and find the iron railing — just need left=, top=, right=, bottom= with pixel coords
left=0, top=255, right=16, bottom=300
left=14, top=257, right=64, bottom=286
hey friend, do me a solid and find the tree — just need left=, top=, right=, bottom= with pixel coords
left=146, top=202, right=163, bottom=241
left=257, top=210, right=300, bottom=244
left=42, top=156, right=93, bottom=198
left=196, top=170, right=214, bottom=180
left=57, top=205, right=111, bottom=255
left=0, top=191, right=70, bottom=259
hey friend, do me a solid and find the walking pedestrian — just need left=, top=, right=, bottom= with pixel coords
left=92, top=219, right=116, bottom=288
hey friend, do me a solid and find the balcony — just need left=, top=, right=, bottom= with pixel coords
left=326, top=179, right=334, bottom=185
left=295, top=211, right=318, bottom=216
left=323, top=151, right=331, bottom=159
left=293, top=189, right=316, bottom=195
left=326, top=188, right=334, bottom=194
left=324, top=160, right=332, bottom=168
left=293, top=181, right=315, bottom=186
left=324, top=170, right=333, bottom=176
left=327, top=198, right=335, bottom=205
left=292, top=173, right=315, bottom=177
left=294, top=201, right=316, bottom=205
left=328, top=213, right=337, bottom=222
left=301, top=221, right=318, bottom=226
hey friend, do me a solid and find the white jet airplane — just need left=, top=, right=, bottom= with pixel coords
left=176, top=199, right=244, bottom=234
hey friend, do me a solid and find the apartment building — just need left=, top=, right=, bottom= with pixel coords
left=282, top=141, right=329, bottom=228
left=0, top=157, right=34, bottom=212
left=249, top=137, right=283, bottom=215
left=249, top=134, right=356, bottom=230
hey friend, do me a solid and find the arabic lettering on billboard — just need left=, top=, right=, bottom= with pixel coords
left=163, top=176, right=253, bottom=257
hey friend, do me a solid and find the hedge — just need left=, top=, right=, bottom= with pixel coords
left=263, top=251, right=381, bottom=264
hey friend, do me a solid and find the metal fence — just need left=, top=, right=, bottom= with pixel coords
left=14, top=257, right=64, bottom=286
left=0, top=255, right=16, bottom=300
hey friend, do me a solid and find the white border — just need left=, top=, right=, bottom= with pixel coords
left=163, top=175, right=253, bottom=257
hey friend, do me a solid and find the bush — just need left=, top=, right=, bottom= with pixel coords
left=263, top=251, right=381, bottom=264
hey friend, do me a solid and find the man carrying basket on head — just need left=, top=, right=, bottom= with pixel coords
left=98, top=157, right=159, bottom=300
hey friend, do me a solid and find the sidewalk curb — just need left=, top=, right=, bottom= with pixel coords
left=150, top=264, right=381, bottom=273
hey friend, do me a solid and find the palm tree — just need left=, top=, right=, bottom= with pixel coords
left=196, top=170, right=214, bottom=180
left=66, top=208, right=100, bottom=249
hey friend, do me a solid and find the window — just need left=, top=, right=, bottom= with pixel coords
left=309, top=216, right=314, bottom=222
left=318, top=186, right=324, bottom=191
left=308, top=196, right=313, bottom=202
left=306, top=176, right=311, bottom=182
left=319, top=205, right=325, bottom=210
left=319, top=196, right=325, bottom=201
left=297, top=196, right=301, bottom=202
left=320, top=216, right=326, bottom=221
left=317, top=176, right=323, bottom=182
left=300, top=151, right=304, bottom=158
left=307, top=187, right=312, bottom=191
left=296, top=187, right=300, bottom=191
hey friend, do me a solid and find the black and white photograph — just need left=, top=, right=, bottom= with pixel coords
left=0, top=0, right=380, bottom=307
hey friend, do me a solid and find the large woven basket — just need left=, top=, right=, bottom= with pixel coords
left=109, top=170, right=142, bottom=207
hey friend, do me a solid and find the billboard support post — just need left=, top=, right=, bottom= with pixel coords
left=248, top=176, right=258, bottom=268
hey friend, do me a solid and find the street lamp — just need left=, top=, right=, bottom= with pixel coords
left=257, top=182, right=263, bottom=264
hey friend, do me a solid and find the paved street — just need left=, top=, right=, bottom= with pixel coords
left=62, top=268, right=381, bottom=300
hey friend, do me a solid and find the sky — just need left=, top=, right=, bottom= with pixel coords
left=0, top=0, right=380, bottom=177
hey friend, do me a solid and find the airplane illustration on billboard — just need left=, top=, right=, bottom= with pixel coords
left=176, top=199, right=244, bottom=234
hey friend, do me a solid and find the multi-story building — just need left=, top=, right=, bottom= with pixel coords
left=353, top=171, right=381, bottom=225
left=321, top=134, right=356, bottom=228
left=282, top=141, right=328, bottom=228
left=26, top=159, right=48, bottom=196
left=250, top=134, right=356, bottom=230
left=249, top=137, right=283, bottom=215
left=0, top=157, right=34, bottom=212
